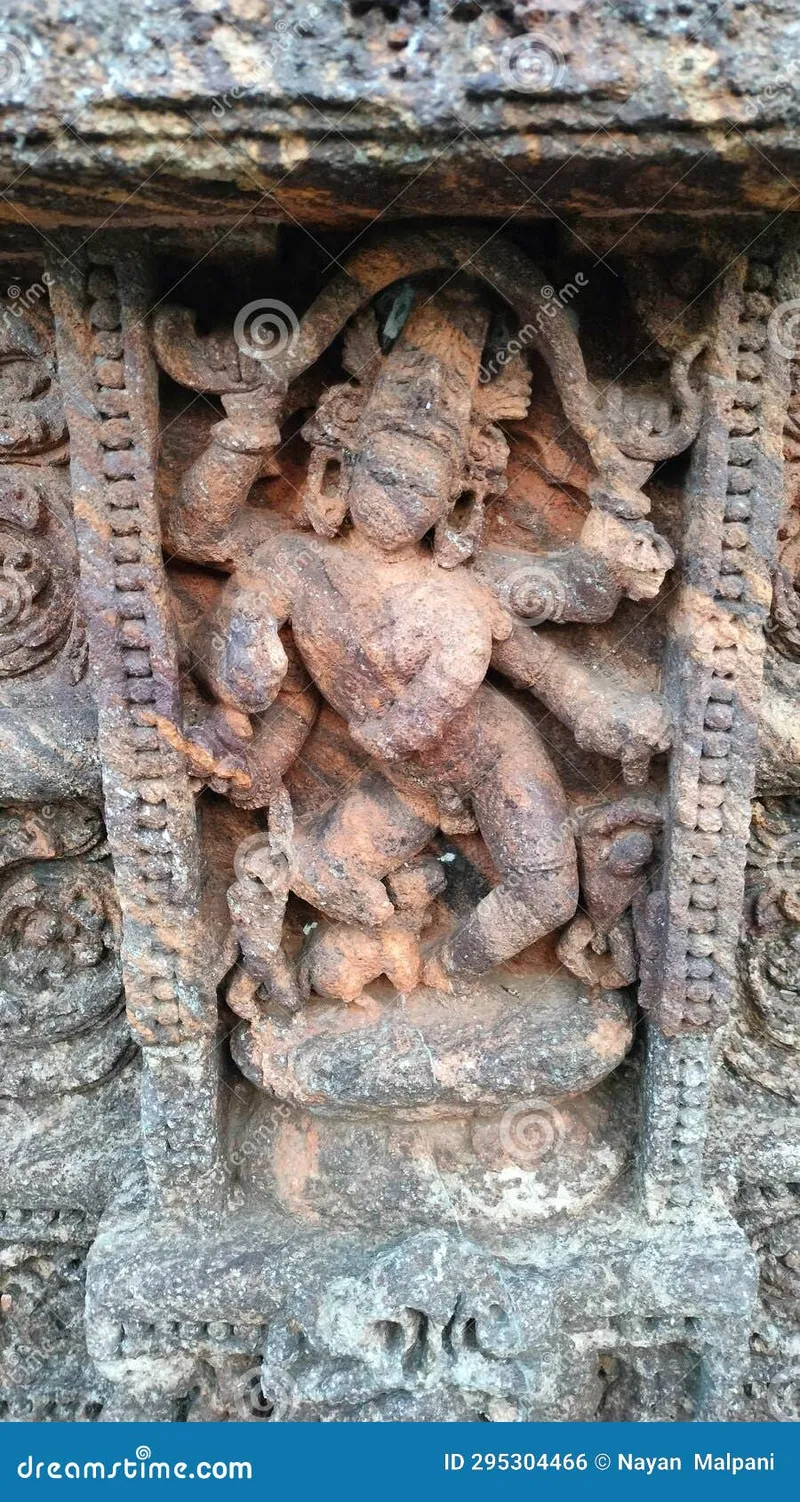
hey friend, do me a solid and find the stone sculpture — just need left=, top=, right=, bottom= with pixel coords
left=152, top=238, right=695, bottom=1026
left=0, top=202, right=797, bottom=1421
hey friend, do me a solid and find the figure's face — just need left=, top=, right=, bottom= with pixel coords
left=616, top=528, right=675, bottom=600
left=348, top=430, right=453, bottom=550
left=581, top=511, right=674, bottom=601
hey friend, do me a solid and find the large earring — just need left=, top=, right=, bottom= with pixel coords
left=433, top=490, right=485, bottom=568
left=301, top=446, right=350, bottom=537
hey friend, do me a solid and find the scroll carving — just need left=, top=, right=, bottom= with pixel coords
left=0, top=298, right=79, bottom=686
left=726, top=797, right=800, bottom=1102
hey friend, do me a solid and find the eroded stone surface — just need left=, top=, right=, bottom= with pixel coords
left=1, top=3, right=800, bottom=226
left=0, top=6, right=799, bottom=1422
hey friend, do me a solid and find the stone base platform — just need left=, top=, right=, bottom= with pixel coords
left=229, top=972, right=637, bottom=1232
left=85, top=1196, right=756, bottom=1421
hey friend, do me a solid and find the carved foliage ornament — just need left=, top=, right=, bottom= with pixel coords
left=0, top=298, right=76, bottom=682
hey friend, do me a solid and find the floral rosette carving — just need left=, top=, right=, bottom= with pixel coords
left=0, top=861, right=122, bottom=1042
left=0, top=470, right=75, bottom=678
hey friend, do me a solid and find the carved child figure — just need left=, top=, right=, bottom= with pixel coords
left=298, top=857, right=447, bottom=1004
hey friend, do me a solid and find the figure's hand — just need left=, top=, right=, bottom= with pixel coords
left=572, top=690, right=672, bottom=784
left=160, top=708, right=254, bottom=792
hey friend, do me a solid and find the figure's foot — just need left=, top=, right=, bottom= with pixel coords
left=227, top=969, right=261, bottom=1022
left=228, top=957, right=303, bottom=1020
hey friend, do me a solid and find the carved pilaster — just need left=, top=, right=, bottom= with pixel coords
left=48, top=244, right=228, bottom=1198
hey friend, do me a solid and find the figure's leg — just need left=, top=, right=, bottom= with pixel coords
left=433, top=692, right=579, bottom=977
left=227, top=830, right=302, bottom=1015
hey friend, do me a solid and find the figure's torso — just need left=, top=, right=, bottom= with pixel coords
left=282, top=534, right=496, bottom=735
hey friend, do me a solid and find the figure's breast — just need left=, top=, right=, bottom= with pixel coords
left=289, top=548, right=410, bottom=722
left=291, top=543, right=490, bottom=726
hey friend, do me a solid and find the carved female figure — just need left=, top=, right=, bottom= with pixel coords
left=153, top=230, right=703, bottom=1007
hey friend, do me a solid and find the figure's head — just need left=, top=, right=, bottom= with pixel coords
left=310, top=282, right=490, bottom=553
left=347, top=428, right=456, bottom=550
left=581, top=510, right=674, bottom=601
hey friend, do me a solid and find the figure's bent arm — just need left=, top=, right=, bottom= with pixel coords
left=230, top=650, right=319, bottom=809
left=493, top=623, right=672, bottom=785
left=192, top=550, right=293, bottom=715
